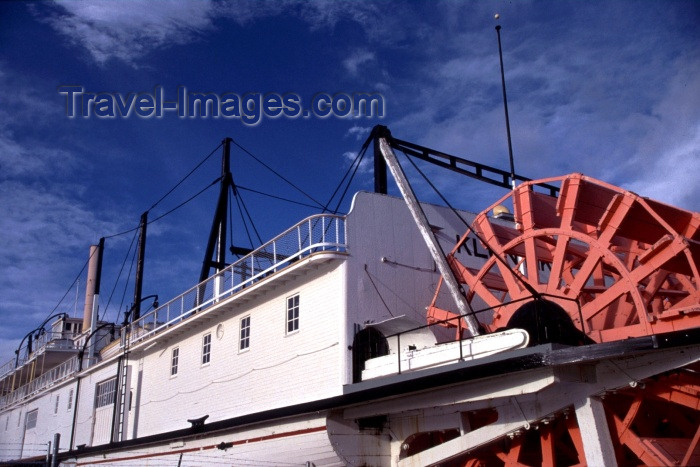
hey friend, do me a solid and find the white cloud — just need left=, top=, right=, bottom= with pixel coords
left=345, top=125, right=372, bottom=141
left=343, top=50, right=375, bottom=76
left=39, top=0, right=396, bottom=66
left=343, top=150, right=372, bottom=174
left=624, top=129, right=700, bottom=210
left=0, top=132, right=78, bottom=179
left=42, top=0, right=216, bottom=65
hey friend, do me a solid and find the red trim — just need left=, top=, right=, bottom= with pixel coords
left=76, top=425, right=326, bottom=465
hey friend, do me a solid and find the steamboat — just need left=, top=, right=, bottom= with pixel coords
left=0, top=126, right=698, bottom=466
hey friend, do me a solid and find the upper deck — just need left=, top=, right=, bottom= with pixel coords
left=0, top=213, right=346, bottom=410
left=124, top=213, right=346, bottom=348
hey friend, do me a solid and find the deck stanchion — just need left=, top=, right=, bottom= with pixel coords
left=397, top=333, right=401, bottom=375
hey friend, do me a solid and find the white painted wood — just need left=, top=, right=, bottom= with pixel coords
left=575, top=396, right=618, bottom=467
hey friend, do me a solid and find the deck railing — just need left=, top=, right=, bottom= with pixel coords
left=0, top=332, right=81, bottom=382
left=0, top=359, right=17, bottom=381
left=0, top=356, right=79, bottom=408
left=127, top=214, right=346, bottom=346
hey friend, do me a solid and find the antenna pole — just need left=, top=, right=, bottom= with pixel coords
left=495, top=23, right=516, bottom=190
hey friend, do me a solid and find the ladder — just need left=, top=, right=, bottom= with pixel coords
left=112, top=330, right=131, bottom=442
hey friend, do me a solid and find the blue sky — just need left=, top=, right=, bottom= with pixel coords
left=0, top=0, right=698, bottom=363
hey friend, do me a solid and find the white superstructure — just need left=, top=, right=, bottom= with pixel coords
left=0, top=191, right=504, bottom=464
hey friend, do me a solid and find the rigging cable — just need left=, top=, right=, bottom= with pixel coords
left=32, top=140, right=311, bottom=336
left=148, top=141, right=223, bottom=212
left=231, top=179, right=262, bottom=248
left=364, top=264, right=395, bottom=317
left=234, top=185, right=320, bottom=209
left=331, top=146, right=368, bottom=214
left=398, top=146, right=540, bottom=299
left=116, top=233, right=140, bottom=322
left=38, top=247, right=96, bottom=326
left=103, top=142, right=224, bottom=241
left=101, top=227, right=139, bottom=322
left=324, top=143, right=370, bottom=214
left=230, top=138, right=324, bottom=209
left=146, top=177, right=220, bottom=225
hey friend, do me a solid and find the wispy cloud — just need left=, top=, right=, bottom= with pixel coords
left=342, top=150, right=372, bottom=175
left=38, top=0, right=396, bottom=67
left=0, top=68, right=125, bottom=360
left=621, top=59, right=700, bottom=210
left=40, top=0, right=216, bottom=65
left=345, top=125, right=372, bottom=141
left=343, top=50, right=375, bottom=76
left=383, top=4, right=700, bottom=211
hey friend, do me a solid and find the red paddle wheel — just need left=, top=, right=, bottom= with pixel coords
left=427, top=173, right=700, bottom=466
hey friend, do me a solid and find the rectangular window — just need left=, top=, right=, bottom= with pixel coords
left=67, top=389, right=74, bottom=411
left=25, top=409, right=38, bottom=430
left=286, top=294, right=299, bottom=334
left=202, top=333, right=211, bottom=365
left=240, top=316, right=250, bottom=351
left=171, top=347, right=179, bottom=376
left=95, top=377, right=117, bottom=408
left=54, top=395, right=60, bottom=414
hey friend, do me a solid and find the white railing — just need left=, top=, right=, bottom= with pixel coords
left=0, top=359, right=17, bottom=381
left=34, top=331, right=80, bottom=353
left=0, top=332, right=80, bottom=383
left=0, top=356, right=79, bottom=408
left=127, top=214, right=346, bottom=346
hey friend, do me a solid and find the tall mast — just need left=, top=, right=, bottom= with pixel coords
left=132, top=212, right=148, bottom=321
left=199, top=137, right=234, bottom=284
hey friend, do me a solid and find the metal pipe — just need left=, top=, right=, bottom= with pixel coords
left=88, top=238, right=104, bottom=360
left=82, top=244, right=99, bottom=332
left=50, top=433, right=60, bottom=467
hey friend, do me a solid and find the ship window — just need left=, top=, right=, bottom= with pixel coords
left=54, top=394, right=60, bottom=414
left=171, top=347, right=179, bottom=376
left=67, top=389, right=74, bottom=410
left=202, top=333, right=211, bottom=365
left=25, top=409, right=38, bottom=430
left=286, top=294, right=299, bottom=334
left=240, top=316, right=250, bottom=351
left=95, top=377, right=117, bottom=408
